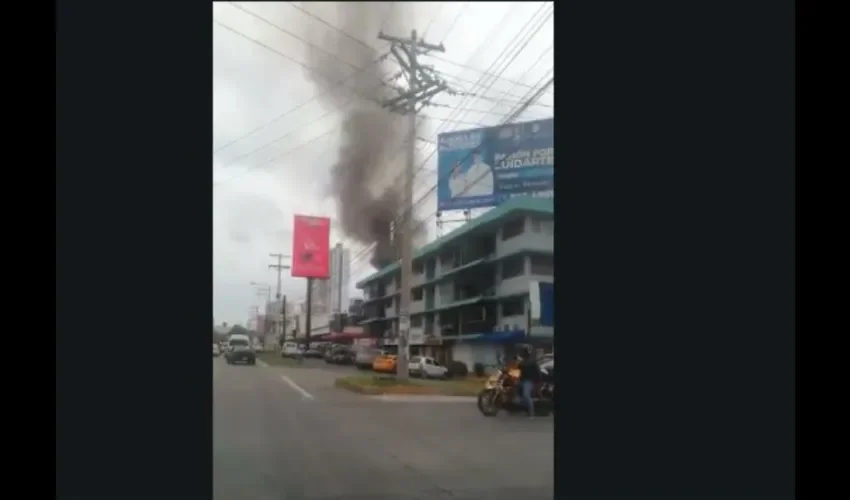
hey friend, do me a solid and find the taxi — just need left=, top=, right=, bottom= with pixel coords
left=372, top=353, right=398, bottom=373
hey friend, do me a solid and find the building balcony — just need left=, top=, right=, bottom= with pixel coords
left=497, top=232, right=552, bottom=258
left=496, top=275, right=534, bottom=298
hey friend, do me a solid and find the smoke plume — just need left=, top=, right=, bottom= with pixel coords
left=302, top=2, right=425, bottom=269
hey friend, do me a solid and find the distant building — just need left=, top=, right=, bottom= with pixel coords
left=355, top=197, right=554, bottom=368
left=329, top=243, right=351, bottom=314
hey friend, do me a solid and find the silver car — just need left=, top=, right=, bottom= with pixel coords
left=354, top=348, right=382, bottom=370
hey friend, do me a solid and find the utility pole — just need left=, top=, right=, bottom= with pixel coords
left=268, top=253, right=291, bottom=340
left=379, top=29, right=447, bottom=381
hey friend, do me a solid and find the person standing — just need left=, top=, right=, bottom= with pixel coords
left=518, top=347, right=541, bottom=418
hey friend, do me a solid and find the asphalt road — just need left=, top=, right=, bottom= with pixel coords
left=213, top=357, right=554, bottom=500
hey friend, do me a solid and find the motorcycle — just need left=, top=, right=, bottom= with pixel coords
left=477, top=356, right=554, bottom=417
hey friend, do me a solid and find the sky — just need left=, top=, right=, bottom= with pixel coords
left=213, top=1, right=553, bottom=326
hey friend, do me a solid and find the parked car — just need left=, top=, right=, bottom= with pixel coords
left=323, top=345, right=338, bottom=363
left=330, top=347, right=355, bottom=365
left=224, top=335, right=256, bottom=365
left=409, top=356, right=448, bottom=379
left=303, top=348, right=323, bottom=359
left=213, top=343, right=221, bottom=357
left=354, top=348, right=383, bottom=370
left=281, top=342, right=302, bottom=358
left=372, top=354, right=398, bottom=373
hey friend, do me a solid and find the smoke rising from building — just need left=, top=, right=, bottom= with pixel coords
left=301, top=2, right=425, bottom=269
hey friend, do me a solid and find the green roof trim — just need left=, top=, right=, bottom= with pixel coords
left=356, top=197, right=553, bottom=288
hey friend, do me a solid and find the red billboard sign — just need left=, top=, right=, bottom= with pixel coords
left=291, top=215, right=331, bottom=279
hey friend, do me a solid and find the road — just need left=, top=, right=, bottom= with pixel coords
left=213, top=357, right=554, bottom=500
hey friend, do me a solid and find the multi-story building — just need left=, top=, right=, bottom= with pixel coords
left=355, top=197, right=554, bottom=368
left=329, top=243, right=351, bottom=314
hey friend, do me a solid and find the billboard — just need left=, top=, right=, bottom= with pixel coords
left=291, top=215, right=331, bottom=279
left=437, top=117, right=554, bottom=210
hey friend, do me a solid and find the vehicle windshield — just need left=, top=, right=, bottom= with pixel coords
left=229, top=339, right=249, bottom=347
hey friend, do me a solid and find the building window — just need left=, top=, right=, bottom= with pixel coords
left=501, top=217, right=525, bottom=240
left=530, top=255, right=554, bottom=276
left=412, top=288, right=423, bottom=301
left=501, top=255, right=525, bottom=280
left=501, top=298, right=525, bottom=317
left=413, top=261, right=423, bottom=275
left=440, top=252, right=454, bottom=269
left=410, top=315, right=423, bottom=327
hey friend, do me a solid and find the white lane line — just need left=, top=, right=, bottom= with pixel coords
left=257, top=359, right=270, bottom=368
left=280, top=374, right=315, bottom=400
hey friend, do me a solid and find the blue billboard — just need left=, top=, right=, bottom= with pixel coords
left=436, top=117, right=554, bottom=211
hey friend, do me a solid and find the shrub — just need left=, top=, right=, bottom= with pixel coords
left=473, top=362, right=487, bottom=378
left=446, top=360, right=469, bottom=378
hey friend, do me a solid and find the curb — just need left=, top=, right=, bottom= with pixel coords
left=333, top=377, right=480, bottom=398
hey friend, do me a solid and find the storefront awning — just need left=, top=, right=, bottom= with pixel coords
left=442, top=330, right=527, bottom=343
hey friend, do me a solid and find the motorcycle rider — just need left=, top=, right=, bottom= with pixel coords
left=517, top=347, right=541, bottom=418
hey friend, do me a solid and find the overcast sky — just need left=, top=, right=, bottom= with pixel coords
left=213, top=1, right=553, bottom=326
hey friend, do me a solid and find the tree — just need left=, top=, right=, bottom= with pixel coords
left=228, top=324, right=250, bottom=337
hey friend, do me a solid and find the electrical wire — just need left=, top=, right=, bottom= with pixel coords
left=212, top=22, right=388, bottom=157
left=283, top=1, right=541, bottom=93
left=217, top=4, right=553, bottom=308
left=394, top=4, right=554, bottom=220
left=304, top=74, right=555, bottom=308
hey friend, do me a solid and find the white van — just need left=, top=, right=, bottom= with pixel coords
left=224, top=334, right=256, bottom=365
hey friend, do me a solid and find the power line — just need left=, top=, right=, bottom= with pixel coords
left=327, top=75, right=555, bottom=307
left=212, top=20, right=388, bottom=156
left=283, top=1, right=541, bottom=94
left=391, top=4, right=554, bottom=219
left=229, top=3, right=372, bottom=74
left=447, top=4, right=553, bottom=129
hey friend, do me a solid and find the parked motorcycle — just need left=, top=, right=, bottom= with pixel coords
left=477, top=356, right=554, bottom=417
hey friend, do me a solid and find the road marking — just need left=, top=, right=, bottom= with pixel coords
left=257, top=359, right=270, bottom=368
left=280, top=374, right=315, bottom=400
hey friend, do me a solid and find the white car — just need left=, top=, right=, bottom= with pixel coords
left=281, top=342, right=303, bottom=358
left=213, top=343, right=221, bottom=356
left=409, top=356, right=448, bottom=379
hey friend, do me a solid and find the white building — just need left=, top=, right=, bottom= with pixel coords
left=329, top=243, right=351, bottom=314
left=355, top=197, right=554, bottom=368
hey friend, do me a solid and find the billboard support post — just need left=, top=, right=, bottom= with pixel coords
left=304, top=278, right=313, bottom=350
left=379, top=28, right=447, bottom=382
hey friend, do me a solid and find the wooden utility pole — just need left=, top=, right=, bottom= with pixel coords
left=378, top=29, right=447, bottom=381
left=268, top=253, right=291, bottom=339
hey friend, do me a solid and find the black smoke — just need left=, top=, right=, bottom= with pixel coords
left=301, top=2, right=425, bottom=269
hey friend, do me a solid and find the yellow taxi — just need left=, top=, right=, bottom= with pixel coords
left=372, top=354, right=398, bottom=373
